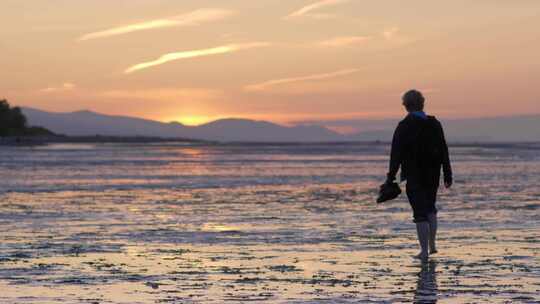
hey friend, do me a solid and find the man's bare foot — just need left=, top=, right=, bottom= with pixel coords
left=414, top=252, right=429, bottom=262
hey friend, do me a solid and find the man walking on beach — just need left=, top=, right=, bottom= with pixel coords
left=386, top=89, right=453, bottom=261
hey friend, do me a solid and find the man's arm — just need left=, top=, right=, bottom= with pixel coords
left=387, top=122, right=405, bottom=183
left=438, top=121, right=453, bottom=187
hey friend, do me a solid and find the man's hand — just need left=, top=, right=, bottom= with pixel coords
left=385, top=173, right=396, bottom=185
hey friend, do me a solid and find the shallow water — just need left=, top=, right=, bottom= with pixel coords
left=0, top=143, right=539, bottom=303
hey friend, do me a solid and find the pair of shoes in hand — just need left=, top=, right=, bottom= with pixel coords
left=377, top=181, right=402, bottom=203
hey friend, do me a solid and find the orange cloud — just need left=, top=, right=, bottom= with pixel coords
left=101, top=88, right=221, bottom=101
left=318, top=36, right=371, bottom=47
left=78, top=9, right=234, bottom=41
left=125, top=42, right=270, bottom=74
left=245, top=68, right=360, bottom=91
left=383, top=27, right=400, bottom=40
left=287, top=0, right=349, bottom=19
left=40, top=83, right=76, bottom=93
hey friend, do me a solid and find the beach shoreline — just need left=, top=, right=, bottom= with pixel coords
left=0, top=142, right=538, bottom=303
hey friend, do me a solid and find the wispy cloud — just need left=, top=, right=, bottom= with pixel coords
left=381, top=27, right=416, bottom=46
left=125, top=42, right=270, bottom=74
left=40, top=83, right=76, bottom=93
left=287, top=0, right=349, bottom=19
left=383, top=27, right=400, bottom=40
left=78, top=8, right=234, bottom=41
left=245, top=68, right=359, bottom=91
left=318, top=36, right=371, bottom=47
left=101, top=88, right=221, bottom=102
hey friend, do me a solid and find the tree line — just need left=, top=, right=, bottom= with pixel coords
left=0, top=99, right=54, bottom=136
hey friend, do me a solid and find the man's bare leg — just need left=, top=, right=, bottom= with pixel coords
left=414, top=222, right=429, bottom=262
left=427, top=213, right=438, bottom=254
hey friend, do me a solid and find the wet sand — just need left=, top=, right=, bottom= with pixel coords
left=0, top=143, right=539, bottom=303
left=0, top=185, right=538, bottom=303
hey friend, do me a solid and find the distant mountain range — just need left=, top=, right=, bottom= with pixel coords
left=22, top=108, right=340, bottom=142
left=22, top=107, right=540, bottom=142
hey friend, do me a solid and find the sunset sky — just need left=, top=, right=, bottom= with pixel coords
left=2, top=0, right=539, bottom=131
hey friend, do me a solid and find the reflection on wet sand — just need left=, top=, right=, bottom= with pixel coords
left=414, top=261, right=437, bottom=304
left=0, top=143, right=539, bottom=303
left=1, top=185, right=538, bottom=303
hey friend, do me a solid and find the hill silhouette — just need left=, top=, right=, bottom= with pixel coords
left=22, top=108, right=343, bottom=142
left=21, top=107, right=540, bottom=143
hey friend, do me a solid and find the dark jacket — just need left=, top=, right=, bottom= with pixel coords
left=387, top=114, right=452, bottom=186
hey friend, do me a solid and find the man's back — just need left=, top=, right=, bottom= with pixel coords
left=387, top=114, right=452, bottom=187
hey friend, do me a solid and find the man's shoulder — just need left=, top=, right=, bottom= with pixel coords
left=399, top=114, right=426, bottom=126
left=399, top=114, right=415, bottom=124
left=427, top=116, right=443, bottom=127
left=398, top=114, right=443, bottom=128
